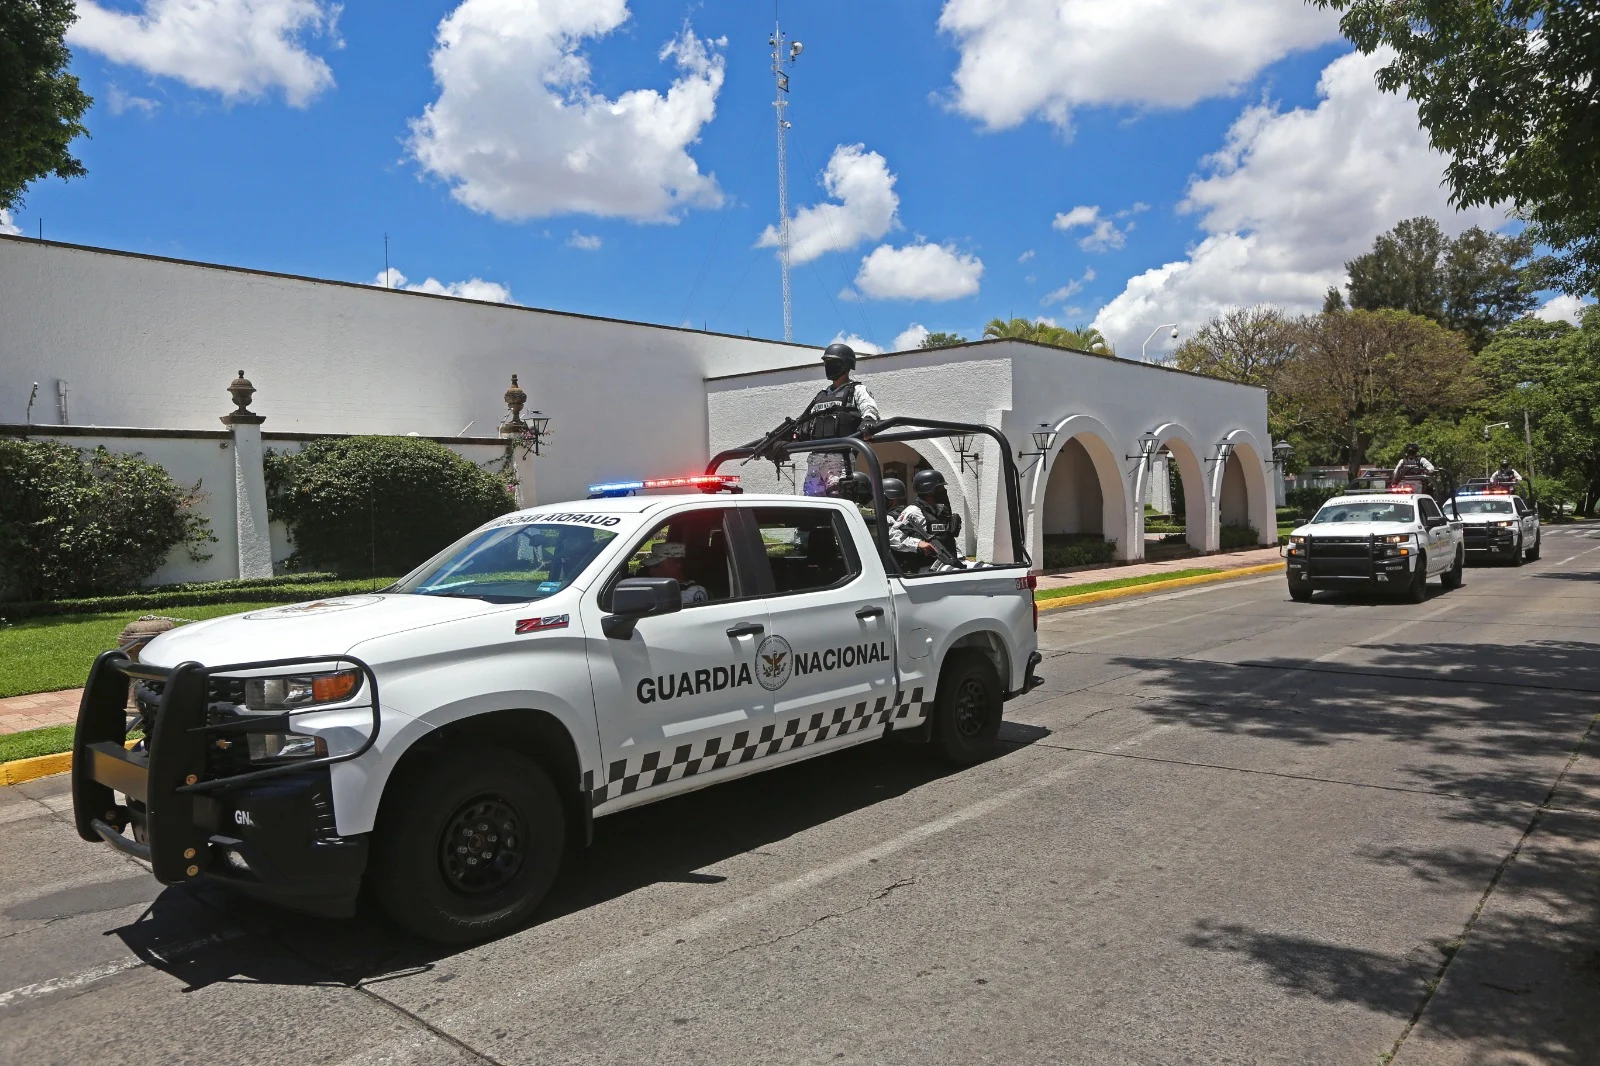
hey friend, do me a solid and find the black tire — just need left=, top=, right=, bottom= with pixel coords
left=1403, top=554, right=1428, bottom=603
left=372, top=746, right=566, bottom=944
left=1441, top=546, right=1464, bottom=589
left=1527, top=532, right=1541, bottom=561
left=1510, top=533, right=1525, bottom=566
left=928, top=651, right=1004, bottom=766
left=1288, top=580, right=1314, bottom=602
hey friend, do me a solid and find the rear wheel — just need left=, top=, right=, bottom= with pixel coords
left=1441, top=546, right=1464, bottom=589
left=1403, top=554, right=1428, bottom=603
left=1527, top=532, right=1541, bottom=561
left=372, top=746, right=566, bottom=944
left=928, top=651, right=1004, bottom=766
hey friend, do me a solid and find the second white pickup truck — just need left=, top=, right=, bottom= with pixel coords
left=72, top=421, right=1041, bottom=942
left=1284, top=485, right=1464, bottom=602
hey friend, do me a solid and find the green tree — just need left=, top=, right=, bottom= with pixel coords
left=1340, top=217, right=1536, bottom=348
left=981, top=317, right=1113, bottom=354
left=1310, top=1, right=1600, bottom=296
left=1172, top=306, right=1295, bottom=387
left=1277, top=309, right=1480, bottom=479
left=0, top=0, right=92, bottom=212
left=918, top=331, right=968, bottom=349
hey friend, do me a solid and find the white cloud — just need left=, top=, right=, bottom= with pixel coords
left=854, top=242, right=984, bottom=302
left=938, top=0, right=1338, bottom=131
left=373, top=267, right=513, bottom=304
left=108, top=86, right=160, bottom=115
left=408, top=3, right=724, bottom=223
left=758, top=144, right=898, bottom=264
left=1537, top=294, right=1594, bottom=325
left=0, top=210, right=19, bottom=236
left=1017, top=249, right=1035, bottom=263
left=68, top=0, right=339, bottom=106
left=1043, top=267, right=1096, bottom=306
left=831, top=332, right=883, bottom=355
left=567, top=231, right=602, bottom=251
left=1053, top=206, right=1127, bottom=252
left=893, top=324, right=930, bottom=350
left=1093, top=49, right=1508, bottom=354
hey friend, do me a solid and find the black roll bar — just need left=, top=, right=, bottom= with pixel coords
left=707, top=416, right=1031, bottom=572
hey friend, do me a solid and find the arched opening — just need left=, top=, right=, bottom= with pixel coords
left=1039, top=433, right=1125, bottom=568
left=1146, top=432, right=1209, bottom=555
left=1214, top=436, right=1274, bottom=550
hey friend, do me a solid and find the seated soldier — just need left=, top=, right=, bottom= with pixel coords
left=640, top=541, right=709, bottom=605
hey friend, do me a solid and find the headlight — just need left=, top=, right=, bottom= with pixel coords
left=1489, top=519, right=1517, bottom=528
left=1289, top=535, right=1307, bottom=545
left=245, top=669, right=361, bottom=711
left=1379, top=534, right=1410, bottom=544
left=247, top=732, right=329, bottom=763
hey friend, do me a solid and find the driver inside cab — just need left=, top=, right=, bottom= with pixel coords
left=640, top=541, right=709, bottom=605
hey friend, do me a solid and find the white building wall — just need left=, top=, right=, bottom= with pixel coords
left=0, top=237, right=809, bottom=505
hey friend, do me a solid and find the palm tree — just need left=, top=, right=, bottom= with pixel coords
left=982, top=317, right=1115, bottom=355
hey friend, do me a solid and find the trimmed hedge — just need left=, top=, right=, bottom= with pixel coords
left=0, top=439, right=214, bottom=601
left=0, top=578, right=399, bottom=621
left=141, top=572, right=338, bottom=594
left=1218, top=524, right=1261, bottom=550
left=1042, top=534, right=1116, bottom=570
left=266, top=436, right=514, bottom=576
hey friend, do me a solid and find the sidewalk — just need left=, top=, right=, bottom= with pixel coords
left=1036, top=545, right=1282, bottom=590
left=0, top=688, right=84, bottom=734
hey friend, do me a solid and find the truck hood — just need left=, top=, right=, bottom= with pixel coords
left=1292, top=523, right=1419, bottom=540
left=140, top=593, right=512, bottom=668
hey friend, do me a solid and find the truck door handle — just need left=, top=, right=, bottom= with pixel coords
left=855, top=605, right=885, bottom=619
left=726, top=622, right=765, bottom=638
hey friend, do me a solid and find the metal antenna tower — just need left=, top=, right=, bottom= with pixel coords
left=770, top=16, right=802, bottom=342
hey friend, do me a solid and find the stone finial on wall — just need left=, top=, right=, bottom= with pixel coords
left=500, top=373, right=528, bottom=434
left=222, top=369, right=266, bottom=426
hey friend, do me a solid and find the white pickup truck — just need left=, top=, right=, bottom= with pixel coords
left=1284, top=486, right=1464, bottom=602
left=72, top=421, right=1041, bottom=942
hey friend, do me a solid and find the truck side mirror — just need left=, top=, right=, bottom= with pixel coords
left=603, top=577, right=681, bottom=639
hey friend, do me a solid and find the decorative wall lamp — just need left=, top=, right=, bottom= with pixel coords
left=500, top=374, right=552, bottom=456
left=1270, top=439, right=1293, bottom=469
left=1017, top=423, right=1058, bottom=476
left=952, top=432, right=982, bottom=477
left=1126, top=431, right=1162, bottom=467
left=1208, top=437, right=1237, bottom=467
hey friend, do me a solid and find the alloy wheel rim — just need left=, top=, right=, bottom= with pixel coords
left=953, top=676, right=989, bottom=737
left=440, top=795, right=525, bottom=895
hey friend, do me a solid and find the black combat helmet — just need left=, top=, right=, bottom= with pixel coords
left=882, top=477, right=906, bottom=503
left=1404, top=442, right=1420, bottom=455
left=912, top=468, right=945, bottom=496
left=822, top=341, right=856, bottom=381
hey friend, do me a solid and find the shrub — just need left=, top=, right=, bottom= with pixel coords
left=1218, top=524, right=1260, bottom=550
left=0, top=439, right=214, bottom=601
left=1042, top=533, right=1116, bottom=569
left=0, top=577, right=399, bottom=621
left=266, top=436, right=514, bottom=576
left=1285, top=485, right=1343, bottom=519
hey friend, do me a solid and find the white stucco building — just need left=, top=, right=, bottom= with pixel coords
left=1, top=236, right=1275, bottom=581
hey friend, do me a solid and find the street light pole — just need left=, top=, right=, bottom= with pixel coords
left=1142, top=323, right=1178, bottom=363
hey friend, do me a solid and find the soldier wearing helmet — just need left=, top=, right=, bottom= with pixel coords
left=1392, top=442, right=1435, bottom=483
left=795, top=342, right=880, bottom=496
left=889, top=468, right=964, bottom=570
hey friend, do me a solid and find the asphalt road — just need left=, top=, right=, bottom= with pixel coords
left=3, top=526, right=1599, bottom=1066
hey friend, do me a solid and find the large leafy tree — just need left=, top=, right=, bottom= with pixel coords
left=1277, top=308, right=1480, bottom=479
left=1337, top=217, right=1537, bottom=348
left=0, top=0, right=91, bottom=212
left=1310, top=1, right=1600, bottom=296
left=1172, top=306, right=1296, bottom=387
left=918, top=331, right=969, bottom=349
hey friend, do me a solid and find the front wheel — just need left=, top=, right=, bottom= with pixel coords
left=1527, top=532, right=1541, bottom=561
left=1288, top=579, right=1314, bottom=602
left=1510, top=533, right=1525, bottom=567
left=1403, top=554, right=1428, bottom=603
left=372, top=746, right=566, bottom=944
left=1441, top=546, right=1464, bottom=589
left=928, top=651, right=1004, bottom=766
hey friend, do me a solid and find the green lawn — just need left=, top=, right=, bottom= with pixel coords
left=0, top=724, right=145, bottom=763
left=0, top=601, right=287, bottom=699
left=1036, top=568, right=1221, bottom=602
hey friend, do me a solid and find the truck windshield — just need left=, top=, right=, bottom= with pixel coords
left=393, top=523, right=617, bottom=603
left=1310, top=501, right=1416, bottom=525
left=1454, top=498, right=1514, bottom=515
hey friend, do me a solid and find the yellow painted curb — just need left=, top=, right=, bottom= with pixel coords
left=1, top=750, right=74, bottom=787
left=1037, top=561, right=1286, bottom=613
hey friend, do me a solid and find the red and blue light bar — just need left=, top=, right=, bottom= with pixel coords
left=587, top=473, right=740, bottom=497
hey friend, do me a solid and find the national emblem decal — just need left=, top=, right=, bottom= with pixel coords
left=516, top=614, right=570, bottom=635
left=754, top=633, right=793, bottom=691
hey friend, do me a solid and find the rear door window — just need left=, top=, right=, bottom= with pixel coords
left=750, top=507, right=861, bottom=596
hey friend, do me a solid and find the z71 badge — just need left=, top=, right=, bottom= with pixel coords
left=516, top=614, right=570, bottom=635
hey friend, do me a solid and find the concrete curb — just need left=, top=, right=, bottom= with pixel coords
left=1, top=750, right=74, bottom=786
left=1037, top=561, right=1286, bottom=613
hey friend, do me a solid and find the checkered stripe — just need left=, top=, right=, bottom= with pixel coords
left=585, top=687, right=930, bottom=805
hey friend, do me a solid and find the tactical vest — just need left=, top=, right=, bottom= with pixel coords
left=796, top=382, right=863, bottom=441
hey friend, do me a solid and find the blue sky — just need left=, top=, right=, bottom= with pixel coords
left=12, top=1, right=1578, bottom=354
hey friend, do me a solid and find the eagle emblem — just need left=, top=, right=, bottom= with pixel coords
left=754, top=634, right=794, bottom=691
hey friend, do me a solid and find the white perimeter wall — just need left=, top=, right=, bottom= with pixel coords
left=0, top=237, right=810, bottom=504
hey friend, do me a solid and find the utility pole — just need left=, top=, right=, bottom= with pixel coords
left=770, top=14, right=802, bottom=343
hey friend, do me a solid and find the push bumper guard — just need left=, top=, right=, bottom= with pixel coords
left=1286, top=534, right=1414, bottom=589
left=71, top=652, right=380, bottom=916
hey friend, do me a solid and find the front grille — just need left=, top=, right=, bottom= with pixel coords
left=1306, top=536, right=1372, bottom=577
left=132, top=676, right=253, bottom=778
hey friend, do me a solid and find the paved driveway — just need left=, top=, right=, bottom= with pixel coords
left=2, top=525, right=1598, bottom=1065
